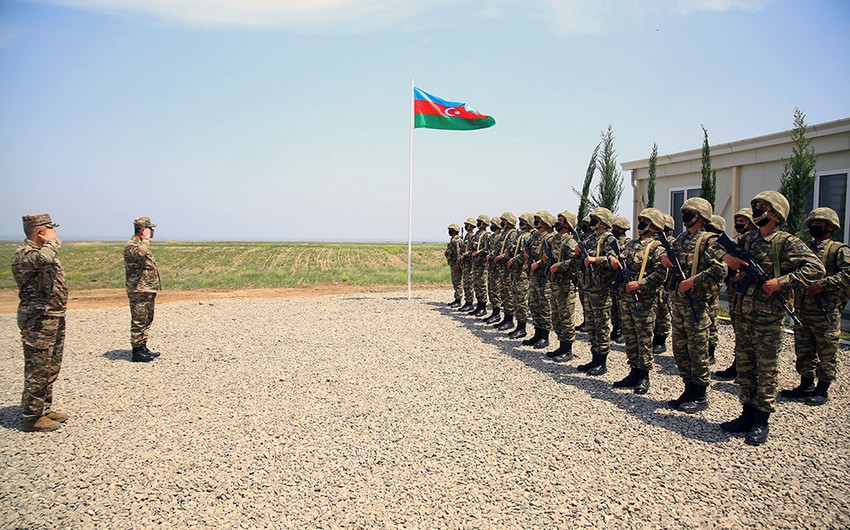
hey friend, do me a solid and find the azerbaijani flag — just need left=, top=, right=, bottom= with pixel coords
left=413, top=87, right=495, bottom=131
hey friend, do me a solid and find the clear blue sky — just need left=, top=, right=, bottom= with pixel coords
left=2, top=0, right=849, bottom=241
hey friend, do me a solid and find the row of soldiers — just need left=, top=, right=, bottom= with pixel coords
left=444, top=191, right=848, bottom=446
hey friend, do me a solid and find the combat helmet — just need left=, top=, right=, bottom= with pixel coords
left=559, top=210, right=578, bottom=231
left=535, top=210, right=556, bottom=228
left=709, top=214, right=727, bottom=233
left=448, top=223, right=461, bottom=233
left=476, top=214, right=490, bottom=226
left=501, top=212, right=517, bottom=227
left=681, top=197, right=713, bottom=221
left=751, top=190, right=790, bottom=224
left=612, top=215, right=631, bottom=231
left=734, top=207, right=754, bottom=224
left=663, top=214, right=675, bottom=232
left=490, top=216, right=503, bottom=229
left=590, top=207, right=614, bottom=228
left=519, top=212, right=535, bottom=227
left=637, top=208, right=665, bottom=232
left=806, top=207, right=841, bottom=230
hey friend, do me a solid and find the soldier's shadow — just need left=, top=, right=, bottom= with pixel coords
left=102, top=350, right=132, bottom=362
left=0, top=406, right=24, bottom=431
left=436, top=303, right=728, bottom=443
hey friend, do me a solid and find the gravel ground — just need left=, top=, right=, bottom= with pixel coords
left=1, top=290, right=848, bottom=529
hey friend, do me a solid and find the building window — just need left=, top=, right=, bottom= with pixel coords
left=670, top=187, right=701, bottom=234
left=813, top=170, right=850, bottom=243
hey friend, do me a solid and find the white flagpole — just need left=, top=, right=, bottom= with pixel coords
left=407, top=78, right=414, bottom=300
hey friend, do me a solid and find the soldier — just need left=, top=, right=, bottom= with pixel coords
left=576, top=214, right=592, bottom=333
left=125, top=216, right=162, bottom=362
left=505, top=213, right=534, bottom=339
left=715, top=208, right=756, bottom=379
left=494, top=212, right=518, bottom=331
left=609, top=216, right=631, bottom=344
left=609, top=208, right=667, bottom=394
left=445, top=223, right=464, bottom=307
left=720, top=191, right=823, bottom=445
left=575, top=207, right=618, bottom=375
left=781, top=207, right=850, bottom=406
left=652, top=214, right=676, bottom=354
left=546, top=210, right=580, bottom=361
left=457, top=219, right=477, bottom=311
left=523, top=211, right=556, bottom=348
left=484, top=216, right=504, bottom=323
left=661, top=198, right=726, bottom=414
left=468, top=215, right=491, bottom=317
left=705, top=214, right=728, bottom=365
left=12, top=214, right=69, bottom=432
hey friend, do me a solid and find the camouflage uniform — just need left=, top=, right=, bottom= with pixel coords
left=125, top=218, right=162, bottom=349
left=12, top=215, right=68, bottom=425
left=469, top=215, right=490, bottom=314
left=497, top=213, right=518, bottom=323
left=576, top=208, right=618, bottom=375
left=506, top=214, right=534, bottom=338
left=445, top=225, right=464, bottom=304
left=527, top=220, right=555, bottom=335
left=652, top=215, right=676, bottom=353
left=548, top=211, right=580, bottom=356
left=460, top=220, right=476, bottom=309
left=486, top=218, right=503, bottom=316
left=609, top=216, right=631, bottom=343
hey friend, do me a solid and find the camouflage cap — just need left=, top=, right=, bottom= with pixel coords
left=709, top=214, right=727, bottom=232
left=752, top=190, right=790, bottom=223
left=664, top=214, right=675, bottom=231
left=681, top=197, right=713, bottom=220
left=448, top=223, right=461, bottom=232
left=519, top=212, right=534, bottom=226
left=501, top=211, right=517, bottom=226
left=22, top=213, right=59, bottom=233
left=133, top=216, right=157, bottom=230
left=734, top=207, right=754, bottom=223
left=559, top=210, right=578, bottom=230
left=476, top=214, right=490, bottom=225
left=638, top=208, right=665, bottom=231
left=612, top=215, right=631, bottom=230
left=807, top=207, right=841, bottom=230
left=590, top=207, right=614, bottom=228
left=464, top=217, right=476, bottom=227
left=535, top=210, right=555, bottom=228
left=490, top=216, right=503, bottom=229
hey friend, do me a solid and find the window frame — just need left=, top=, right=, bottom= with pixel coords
left=812, top=169, right=850, bottom=243
left=670, top=186, right=702, bottom=234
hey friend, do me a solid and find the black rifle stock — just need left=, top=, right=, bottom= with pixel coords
left=715, top=232, right=802, bottom=326
left=657, top=234, right=699, bottom=322
left=542, top=237, right=559, bottom=285
left=570, top=227, right=598, bottom=286
left=609, top=239, right=640, bottom=316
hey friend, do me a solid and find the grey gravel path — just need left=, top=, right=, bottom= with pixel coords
left=1, top=290, right=848, bottom=529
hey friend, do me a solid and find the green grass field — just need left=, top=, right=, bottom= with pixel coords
left=0, top=241, right=451, bottom=291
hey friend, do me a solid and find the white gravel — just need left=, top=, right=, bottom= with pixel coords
left=1, top=289, right=848, bottom=529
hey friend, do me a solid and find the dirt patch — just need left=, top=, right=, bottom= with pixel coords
left=0, top=283, right=449, bottom=314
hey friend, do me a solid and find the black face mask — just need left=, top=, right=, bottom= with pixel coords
left=637, top=221, right=649, bottom=233
left=752, top=207, right=771, bottom=227
left=808, top=225, right=828, bottom=239
left=734, top=222, right=748, bottom=234
left=533, top=220, right=541, bottom=228
left=589, top=218, right=599, bottom=228
left=553, top=222, right=564, bottom=232
left=681, top=211, right=696, bottom=227
left=612, top=229, right=624, bottom=237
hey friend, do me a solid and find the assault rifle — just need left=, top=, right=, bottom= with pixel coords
left=815, top=294, right=834, bottom=325
left=524, top=236, right=544, bottom=287
left=657, top=234, right=699, bottom=322
left=570, top=227, right=598, bottom=286
left=609, top=239, right=640, bottom=316
left=542, top=237, right=559, bottom=285
left=715, top=232, right=802, bottom=326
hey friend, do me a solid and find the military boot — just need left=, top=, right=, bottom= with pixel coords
left=544, top=343, right=564, bottom=359
left=745, top=410, right=770, bottom=446
left=22, top=416, right=61, bottom=432
left=45, top=410, right=69, bottom=423
left=553, top=342, right=574, bottom=362
left=708, top=343, right=717, bottom=365
left=779, top=375, right=815, bottom=399
left=448, top=298, right=462, bottom=308
left=805, top=381, right=831, bottom=406
left=576, top=354, right=600, bottom=372
left=458, top=300, right=473, bottom=311
left=610, top=326, right=623, bottom=344
left=679, top=384, right=708, bottom=414
left=613, top=368, right=640, bottom=388
left=467, top=302, right=481, bottom=315
left=495, top=313, right=514, bottom=330
left=576, top=320, right=586, bottom=332
left=484, top=307, right=501, bottom=323
left=587, top=355, right=608, bottom=376
left=131, top=346, right=155, bottom=362
left=634, top=370, right=650, bottom=395
left=714, top=362, right=737, bottom=380
left=508, top=321, right=527, bottom=339
left=142, top=345, right=160, bottom=358
left=668, top=382, right=692, bottom=410
left=651, top=335, right=667, bottom=354
left=533, top=329, right=550, bottom=349
left=720, top=404, right=756, bottom=433
left=522, top=326, right=542, bottom=346
left=472, top=302, right=488, bottom=317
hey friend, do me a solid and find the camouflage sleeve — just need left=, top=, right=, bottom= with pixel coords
left=692, top=236, right=727, bottom=286
left=20, top=239, right=61, bottom=269
left=594, top=233, right=617, bottom=271
left=555, top=238, right=578, bottom=269
left=637, top=243, right=666, bottom=292
left=820, top=245, right=850, bottom=293
left=777, top=236, right=825, bottom=291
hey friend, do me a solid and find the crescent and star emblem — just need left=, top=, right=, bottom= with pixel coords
left=444, top=107, right=462, bottom=116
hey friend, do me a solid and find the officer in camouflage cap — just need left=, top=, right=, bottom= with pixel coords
left=483, top=216, right=504, bottom=323
left=505, top=213, right=534, bottom=338
left=494, top=212, right=518, bottom=331
left=782, top=207, right=850, bottom=406
left=468, top=214, right=491, bottom=317
left=445, top=223, right=465, bottom=307
left=661, top=197, right=726, bottom=414
left=546, top=210, right=580, bottom=361
left=12, top=214, right=70, bottom=432
left=125, top=216, right=162, bottom=362
left=720, top=191, right=823, bottom=446
left=522, top=211, right=556, bottom=349
left=458, top=218, right=477, bottom=311
left=609, top=215, right=631, bottom=344
left=652, top=213, right=677, bottom=354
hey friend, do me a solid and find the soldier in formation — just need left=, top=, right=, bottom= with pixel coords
left=546, top=210, right=580, bottom=361
left=458, top=219, right=476, bottom=311
left=445, top=223, right=464, bottom=307
left=493, top=212, right=518, bottom=332
left=124, top=216, right=162, bottom=363
left=523, top=211, right=556, bottom=349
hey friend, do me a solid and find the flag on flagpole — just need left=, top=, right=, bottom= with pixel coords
left=413, top=87, right=495, bottom=131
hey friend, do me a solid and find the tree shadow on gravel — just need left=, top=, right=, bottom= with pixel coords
left=0, top=406, right=24, bottom=431
left=433, top=303, right=729, bottom=444
left=102, top=349, right=132, bottom=362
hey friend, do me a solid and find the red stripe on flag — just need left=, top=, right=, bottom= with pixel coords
left=413, top=100, right=490, bottom=121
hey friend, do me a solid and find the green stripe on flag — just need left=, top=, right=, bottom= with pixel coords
left=414, top=114, right=495, bottom=131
